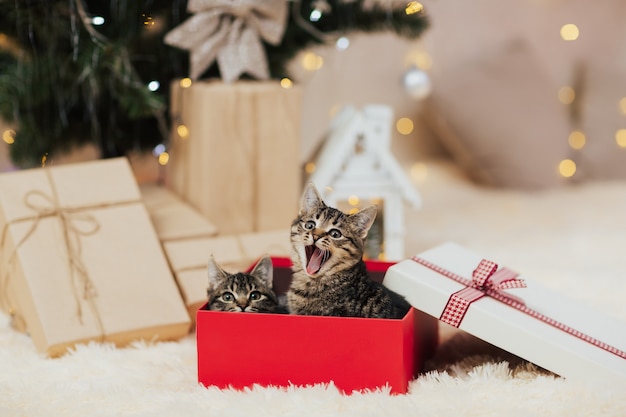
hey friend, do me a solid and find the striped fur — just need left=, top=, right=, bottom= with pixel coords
left=286, top=183, right=410, bottom=319
left=206, top=255, right=282, bottom=313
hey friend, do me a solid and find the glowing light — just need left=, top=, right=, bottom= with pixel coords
left=158, top=152, right=170, bottom=166
left=558, top=86, right=575, bottom=104
left=310, top=9, right=322, bottom=22
left=348, top=208, right=360, bottom=215
left=619, top=98, right=626, bottom=115
left=616, top=129, right=626, bottom=148
left=2, top=129, right=15, bottom=144
left=179, top=78, right=192, bottom=88
left=41, top=153, right=48, bottom=167
left=148, top=80, right=160, bottom=91
left=152, top=143, right=166, bottom=156
left=336, top=37, right=350, bottom=50
left=310, top=0, right=331, bottom=22
left=560, top=24, right=579, bottom=41
left=301, top=52, right=324, bottom=71
left=558, top=159, right=576, bottom=178
left=396, top=117, right=414, bottom=135
left=405, top=1, right=424, bottom=15
left=177, top=124, right=189, bottom=138
left=142, top=14, right=155, bottom=27
left=92, top=16, right=105, bottom=26
left=405, top=50, right=432, bottom=70
left=410, top=162, right=428, bottom=182
left=568, top=131, right=586, bottom=150
left=348, top=195, right=360, bottom=206
left=280, top=78, right=293, bottom=88
left=329, top=104, right=341, bottom=119
left=304, top=162, right=316, bottom=174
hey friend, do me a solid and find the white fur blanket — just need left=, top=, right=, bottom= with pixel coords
left=1, top=160, right=625, bottom=417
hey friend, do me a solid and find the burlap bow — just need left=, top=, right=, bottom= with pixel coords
left=164, top=0, right=288, bottom=82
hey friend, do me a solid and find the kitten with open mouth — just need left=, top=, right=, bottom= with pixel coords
left=286, top=183, right=411, bottom=319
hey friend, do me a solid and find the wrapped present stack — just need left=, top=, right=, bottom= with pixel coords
left=141, top=183, right=291, bottom=324
left=163, top=0, right=301, bottom=235
left=0, top=155, right=292, bottom=356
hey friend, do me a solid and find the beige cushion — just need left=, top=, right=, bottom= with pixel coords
left=425, top=40, right=571, bottom=189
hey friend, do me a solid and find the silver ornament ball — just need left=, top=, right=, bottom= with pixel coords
left=403, top=67, right=432, bottom=100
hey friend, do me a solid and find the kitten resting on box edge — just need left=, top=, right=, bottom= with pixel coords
left=286, top=183, right=411, bottom=319
left=206, top=255, right=286, bottom=313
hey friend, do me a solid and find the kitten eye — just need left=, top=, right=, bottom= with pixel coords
left=303, top=220, right=316, bottom=230
left=249, top=291, right=262, bottom=301
left=329, top=229, right=342, bottom=239
left=221, top=292, right=234, bottom=302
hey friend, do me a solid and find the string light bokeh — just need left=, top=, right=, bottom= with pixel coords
left=2, top=130, right=15, bottom=145
left=3, top=1, right=623, bottom=187
left=161, top=4, right=625, bottom=188
left=555, top=21, right=626, bottom=181
left=298, top=1, right=431, bottom=187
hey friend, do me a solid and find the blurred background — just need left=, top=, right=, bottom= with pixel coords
left=1, top=0, right=625, bottom=189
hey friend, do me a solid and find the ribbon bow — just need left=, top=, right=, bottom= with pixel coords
left=471, top=260, right=526, bottom=292
left=164, top=0, right=288, bottom=82
left=438, top=259, right=526, bottom=327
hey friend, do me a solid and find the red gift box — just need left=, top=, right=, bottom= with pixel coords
left=196, top=257, right=438, bottom=394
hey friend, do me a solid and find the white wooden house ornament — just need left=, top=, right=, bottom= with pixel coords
left=308, top=104, right=422, bottom=261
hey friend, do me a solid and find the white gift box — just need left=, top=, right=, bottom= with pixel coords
left=383, top=242, right=626, bottom=385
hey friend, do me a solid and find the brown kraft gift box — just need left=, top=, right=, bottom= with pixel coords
left=161, top=229, right=292, bottom=323
left=140, top=183, right=218, bottom=319
left=140, top=183, right=218, bottom=241
left=0, top=158, right=191, bottom=357
left=167, top=79, right=301, bottom=234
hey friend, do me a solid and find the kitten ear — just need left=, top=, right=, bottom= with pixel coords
left=207, top=255, right=228, bottom=286
left=250, top=255, right=274, bottom=287
left=300, top=182, right=325, bottom=214
left=351, top=205, right=377, bottom=239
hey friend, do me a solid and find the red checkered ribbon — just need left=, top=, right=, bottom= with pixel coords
left=436, top=259, right=526, bottom=327
left=412, top=256, right=626, bottom=360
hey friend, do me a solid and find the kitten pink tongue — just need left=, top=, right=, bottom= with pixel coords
left=306, top=248, right=325, bottom=275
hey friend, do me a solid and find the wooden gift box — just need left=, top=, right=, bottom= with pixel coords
left=196, top=257, right=439, bottom=394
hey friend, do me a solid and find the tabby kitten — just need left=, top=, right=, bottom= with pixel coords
left=206, top=255, right=282, bottom=313
left=286, top=183, right=411, bottom=319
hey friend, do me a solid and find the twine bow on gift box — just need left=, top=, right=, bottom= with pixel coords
left=164, top=0, right=288, bottom=82
left=412, top=256, right=626, bottom=360
left=0, top=169, right=105, bottom=338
